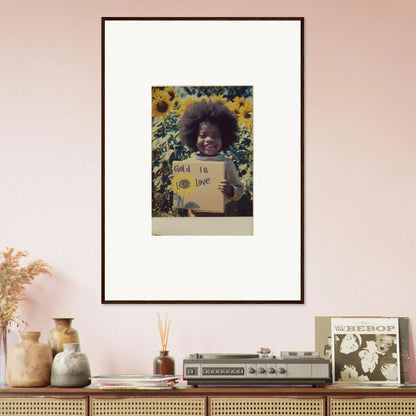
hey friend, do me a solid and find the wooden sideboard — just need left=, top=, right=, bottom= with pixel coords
left=1, top=386, right=416, bottom=416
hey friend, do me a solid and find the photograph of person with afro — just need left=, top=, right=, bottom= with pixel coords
left=152, top=86, right=253, bottom=222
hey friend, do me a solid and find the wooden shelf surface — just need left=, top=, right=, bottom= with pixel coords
left=1, top=385, right=416, bottom=395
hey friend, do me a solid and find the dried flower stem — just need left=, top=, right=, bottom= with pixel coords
left=0, top=247, right=52, bottom=331
left=158, top=313, right=171, bottom=352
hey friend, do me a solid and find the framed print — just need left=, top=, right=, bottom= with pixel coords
left=102, top=17, right=304, bottom=303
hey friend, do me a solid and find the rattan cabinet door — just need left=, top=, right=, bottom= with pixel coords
left=90, top=396, right=206, bottom=416
left=0, top=397, right=87, bottom=416
left=330, top=397, right=416, bottom=416
left=210, top=397, right=325, bottom=416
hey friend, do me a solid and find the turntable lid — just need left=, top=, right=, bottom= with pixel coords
left=189, top=353, right=259, bottom=359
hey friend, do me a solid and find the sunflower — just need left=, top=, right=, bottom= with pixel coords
left=152, top=89, right=172, bottom=118
left=233, top=96, right=247, bottom=108
left=238, top=100, right=253, bottom=128
left=172, top=173, right=197, bottom=197
left=170, top=97, right=181, bottom=111
left=175, top=95, right=200, bottom=116
left=164, top=86, right=177, bottom=102
left=226, top=99, right=241, bottom=117
left=210, top=94, right=226, bottom=103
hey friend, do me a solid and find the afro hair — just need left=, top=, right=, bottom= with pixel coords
left=177, top=100, right=238, bottom=152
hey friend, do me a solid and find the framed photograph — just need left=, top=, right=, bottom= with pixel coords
left=102, top=17, right=304, bottom=303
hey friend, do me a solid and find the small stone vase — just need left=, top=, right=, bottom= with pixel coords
left=6, top=331, right=52, bottom=387
left=153, top=351, right=175, bottom=375
left=51, top=343, right=91, bottom=387
left=48, top=318, right=80, bottom=357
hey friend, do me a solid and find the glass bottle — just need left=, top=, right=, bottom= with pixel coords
left=0, top=326, right=7, bottom=385
left=153, top=350, right=175, bottom=375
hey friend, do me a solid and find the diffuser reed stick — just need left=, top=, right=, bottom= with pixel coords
left=154, top=313, right=175, bottom=375
left=158, top=313, right=171, bottom=352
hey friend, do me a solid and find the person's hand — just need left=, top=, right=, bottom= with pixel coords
left=218, top=180, right=234, bottom=197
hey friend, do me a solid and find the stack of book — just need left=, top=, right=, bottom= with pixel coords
left=89, top=374, right=179, bottom=389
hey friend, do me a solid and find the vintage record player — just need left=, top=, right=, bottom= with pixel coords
left=183, top=349, right=331, bottom=387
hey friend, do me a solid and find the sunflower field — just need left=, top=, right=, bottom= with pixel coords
left=152, top=86, right=253, bottom=217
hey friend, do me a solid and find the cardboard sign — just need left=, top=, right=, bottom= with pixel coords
left=172, top=160, right=225, bottom=213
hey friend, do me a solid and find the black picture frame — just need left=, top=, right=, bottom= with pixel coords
left=102, top=17, right=304, bottom=304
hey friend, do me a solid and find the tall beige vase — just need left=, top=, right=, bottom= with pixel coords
left=48, top=318, right=80, bottom=357
left=6, top=331, right=52, bottom=387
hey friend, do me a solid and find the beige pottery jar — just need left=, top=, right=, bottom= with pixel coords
left=6, top=331, right=52, bottom=387
left=48, top=318, right=80, bottom=357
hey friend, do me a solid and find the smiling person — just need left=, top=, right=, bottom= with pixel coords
left=177, top=99, right=244, bottom=217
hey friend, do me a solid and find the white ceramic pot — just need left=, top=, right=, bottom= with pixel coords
left=51, top=343, right=91, bottom=387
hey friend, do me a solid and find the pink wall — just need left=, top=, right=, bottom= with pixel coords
left=1, top=0, right=416, bottom=380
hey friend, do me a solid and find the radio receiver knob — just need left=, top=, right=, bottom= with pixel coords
left=278, top=367, right=286, bottom=374
left=268, top=367, right=276, bottom=374
left=258, top=367, right=266, bottom=374
left=248, top=367, right=256, bottom=374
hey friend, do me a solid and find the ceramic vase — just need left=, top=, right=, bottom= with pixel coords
left=153, top=351, right=175, bottom=375
left=6, top=331, right=52, bottom=387
left=48, top=318, right=80, bottom=357
left=51, top=343, right=91, bottom=387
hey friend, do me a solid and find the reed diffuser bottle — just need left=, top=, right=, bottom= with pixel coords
left=153, top=314, right=175, bottom=375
